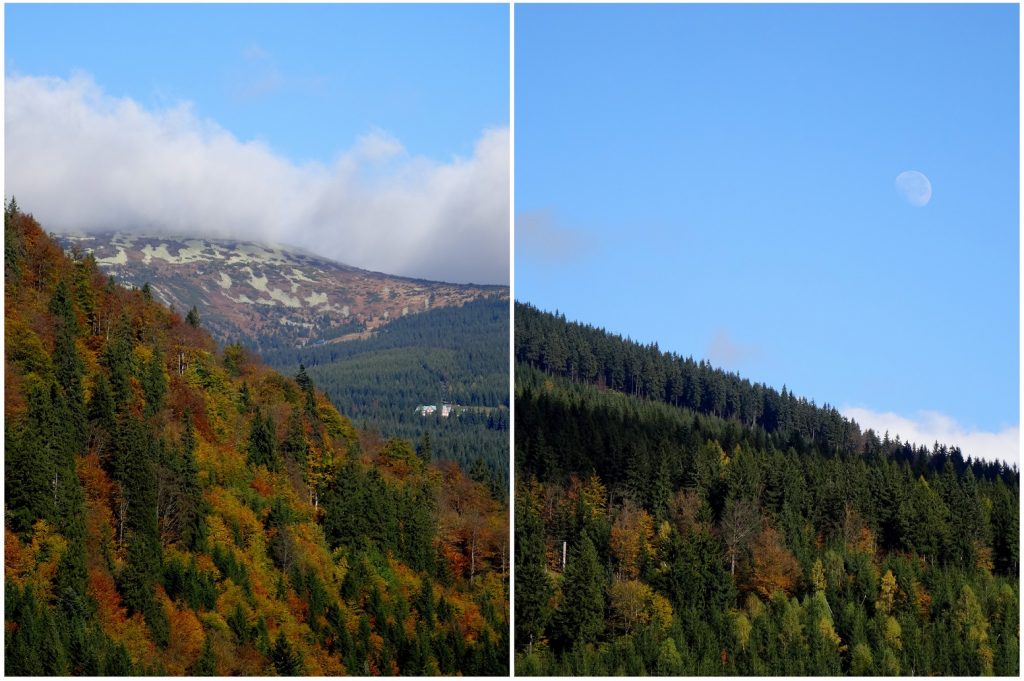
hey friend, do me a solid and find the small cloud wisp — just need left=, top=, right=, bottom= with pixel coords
left=515, top=210, right=594, bottom=264
left=706, top=328, right=761, bottom=369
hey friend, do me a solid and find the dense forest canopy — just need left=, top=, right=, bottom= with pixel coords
left=3, top=201, right=509, bottom=675
left=262, top=298, right=510, bottom=495
left=514, top=302, right=1018, bottom=676
left=515, top=302, right=1016, bottom=482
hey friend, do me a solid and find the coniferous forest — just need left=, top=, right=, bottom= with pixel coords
left=260, top=298, right=510, bottom=497
left=3, top=202, right=509, bottom=675
left=514, top=302, right=1019, bottom=676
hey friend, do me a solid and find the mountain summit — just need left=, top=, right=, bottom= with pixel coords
left=57, top=232, right=507, bottom=353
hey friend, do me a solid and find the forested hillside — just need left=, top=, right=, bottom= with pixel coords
left=261, top=299, right=509, bottom=495
left=3, top=202, right=509, bottom=675
left=58, top=233, right=511, bottom=496
left=514, top=303, right=1018, bottom=676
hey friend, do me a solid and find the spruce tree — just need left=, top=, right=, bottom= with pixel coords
left=247, top=408, right=280, bottom=471
left=417, top=431, right=433, bottom=466
left=102, top=314, right=135, bottom=407
left=142, top=345, right=167, bottom=416
left=282, top=409, right=308, bottom=466
left=5, top=583, right=67, bottom=675
left=49, top=280, right=86, bottom=443
left=178, top=409, right=206, bottom=551
left=190, top=637, right=218, bottom=675
left=551, top=533, right=605, bottom=651
left=87, top=373, right=115, bottom=448
left=5, top=380, right=56, bottom=533
left=72, top=255, right=98, bottom=335
left=515, top=496, right=553, bottom=653
left=295, top=364, right=317, bottom=415
left=114, top=416, right=167, bottom=646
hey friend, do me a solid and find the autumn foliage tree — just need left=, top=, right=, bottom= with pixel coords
left=4, top=204, right=509, bottom=676
left=609, top=501, right=655, bottom=579
left=513, top=305, right=1018, bottom=675
left=749, top=525, right=800, bottom=599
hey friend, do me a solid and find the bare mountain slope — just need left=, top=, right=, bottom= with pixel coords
left=57, top=232, right=507, bottom=352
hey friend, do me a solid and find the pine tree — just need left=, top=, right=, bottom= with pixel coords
left=650, top=455, right=672, bottom=519
left=142, top=345, right=168, bottom=416
left=73, top=254, right=98, bottom=333
left=417, top=431, right=433, bottom=465
left=4, top=197, right=26, bottom=280
left=101, top=641, right=133, bottom=675
left=49, top=280, right=86, bottom=443
left=114, top=416, right=167, bottom=646
left=5, top=380, right=57, bottom=533
left=190, top=637, right=217, bottom=675
left=414, top=578, right=436, bottom=626
left=87, top=373, right=115, bottom=448
left=990, top=477, right=1019, bottom=575
left=178, top=409, right=206, bottom=551
left=551, top=532, right=604, bottom=650
left=5, top=583, right=67, bottom=675
left=282, top=409, right=308, bottom=466
left=295, top=364, right=316, bottom=415
left=102, top=314, right=135, bottom=407
left=52, top=441, right=90, bottom=655
left=247, top=408, right=280, bottom=471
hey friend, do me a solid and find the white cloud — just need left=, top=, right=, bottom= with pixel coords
left=5, top=73, right=509, bottom=284
left=841, top=405, right=1019, bottom=467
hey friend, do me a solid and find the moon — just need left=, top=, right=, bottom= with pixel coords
left=895, top=170, right=932, bottom=207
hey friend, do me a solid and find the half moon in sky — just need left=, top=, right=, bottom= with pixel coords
left=895, top=170, right=932, bottom=207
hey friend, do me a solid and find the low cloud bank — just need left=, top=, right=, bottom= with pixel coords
left=5, top=73, right=509, bottom=284
left=842, top=405, right=1018, bottom=467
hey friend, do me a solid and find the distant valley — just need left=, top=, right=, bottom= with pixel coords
left=56, top=231, right=510, bottom=489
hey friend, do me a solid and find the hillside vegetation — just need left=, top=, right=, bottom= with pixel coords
left=261, top=298, right=510, bottom=495
left=514, top=303, right=1018, bottom=676
left=57, top=232, right=511, bottom=497
left=54, top=232, right=505, bottom=358
left=3, top=202, right=508, bottom=675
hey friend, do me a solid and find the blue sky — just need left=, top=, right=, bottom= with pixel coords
left=5, top=4, right=510, bottom=284
left=516, top=4, right=1019, bottom=463
left=6, top=3, right=508, bottom=163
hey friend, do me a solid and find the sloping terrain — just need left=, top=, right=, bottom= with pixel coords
left=56, top=232, right=507, bottom=354
left=264, top=298, right=510, bottom=493
left=514, top=303, right=1018, bottom=676
left=56, top=233, right=511, bottom=488
left=5, top=204, right=508, bottom=676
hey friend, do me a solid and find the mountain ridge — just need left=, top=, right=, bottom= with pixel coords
left=56, top=231, right=508, bottom=354
left=514, top=301, right=1016, bottom=475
